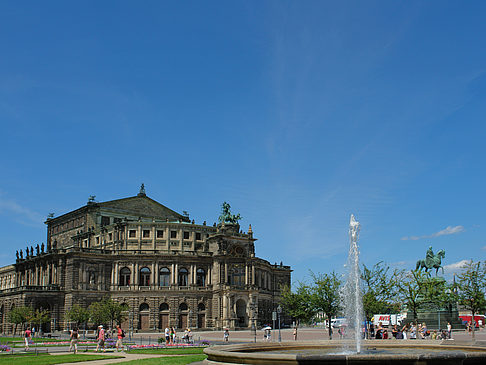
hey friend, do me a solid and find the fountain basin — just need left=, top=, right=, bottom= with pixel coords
left=203, top=340, right=486, bottom=364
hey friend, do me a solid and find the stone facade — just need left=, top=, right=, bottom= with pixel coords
left=0, top=188, right=291, bottom=333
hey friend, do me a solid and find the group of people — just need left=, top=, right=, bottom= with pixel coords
left=370, top=322, right=452, bottom=340
left=164, top=326, right=192, bottom=344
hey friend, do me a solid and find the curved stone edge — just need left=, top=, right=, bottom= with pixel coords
left=203, top=340, right=486, bottom=365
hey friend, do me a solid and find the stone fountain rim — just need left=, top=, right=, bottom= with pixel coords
left=204, top=340, right=486, bottom=364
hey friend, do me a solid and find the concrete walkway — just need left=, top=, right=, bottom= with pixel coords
left=49, top=351, right=195, bottom=364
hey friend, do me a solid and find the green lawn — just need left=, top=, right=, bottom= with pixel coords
left=0, top=354, right=122, bottom=365
left=123, top=354, right=207, bottom=364
left=128, top=347, right=205, bottom=355
left=0, top=337, right=67, bottom=343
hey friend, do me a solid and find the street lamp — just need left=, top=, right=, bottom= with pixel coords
left=249, top=301, right=257, bottom=343
left=277, top=305, right=282, bottom=342
left=129, top=311, right=133, bottom=341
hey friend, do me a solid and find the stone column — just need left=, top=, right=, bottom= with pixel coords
left=151, top=262, right=155, bottom=288
left=245, top=265, right=249, bottom=285
left=171, top=263, right=175, bottom=284
left=252, top=265, right=255, bottom=285
left=224, top=262, right=228, bottom=285
left=131, top=263, right=135, bottom=288
left=152, top=224, right=156, bottom=250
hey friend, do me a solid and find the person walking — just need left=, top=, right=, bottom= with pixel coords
left=170, top=327, right=176, bottom=344
left=164, top=327, right=170, bottom=345
left=115, top=324, right=125, bottom=352
left=69, top=327, right=79, bottom=354
left=24, top=327, right=32, bottom=351
left=293, top=327, right=298, bottom=341
left=223, top=328, right=229, bottom=342
left=96, top=325, right=105, bottom=352
left=447, top=322, right=452, bottom=339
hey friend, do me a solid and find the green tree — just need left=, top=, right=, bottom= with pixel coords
left=397, top=270, right=424, bottom=322
left=66, top=304, right=91, bottom=329
left=455, top=260, right=486, bottom=339
left=361, top=262, right=401, bottom=321
left=8, top=306, right=33, bottom=335
left=105, top=299, right=129, bottom=329
left=89, top=298, right=129, bottom=329
left=280, top=283, right=315, bottom=327
left=89, top=300, right=108, bottom=327
left=310, top=271, right=342, bottom=340
left=32, top=309, right=50, bottom=334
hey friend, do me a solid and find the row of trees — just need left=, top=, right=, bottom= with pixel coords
left=67, top=298, right=128, bottom=330
left=8, top=297, right=128, bottom=335
left=9, top=307, right=49, bottom=335
left=280, top=260, right=486, bottom=338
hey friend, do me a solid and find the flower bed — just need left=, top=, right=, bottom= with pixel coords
left=127, top=342, right=209, bottom=350
left=0, top=345, right=11, bottom=352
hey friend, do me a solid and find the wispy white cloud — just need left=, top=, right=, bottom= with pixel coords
left=443, top=260, right=469, bottom=276
left=0, top=195, right=44, bottom=227
left=401, top=225, right=464, bottom=241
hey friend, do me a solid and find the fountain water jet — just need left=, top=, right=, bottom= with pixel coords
left=344, top=214, right=364, bottom=354
left=203, top=215, right=486, bottom=364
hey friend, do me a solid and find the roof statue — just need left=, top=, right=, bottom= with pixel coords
left=139, top=183, right=146, bottom=196
left=416, top=246, right=445, bottom=276
left=218, top=202, right=241, bottom=224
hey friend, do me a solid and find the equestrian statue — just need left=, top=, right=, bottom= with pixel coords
left=416, top=246, right=445, bottom=276
left=218, top=202, right=242, bottom=224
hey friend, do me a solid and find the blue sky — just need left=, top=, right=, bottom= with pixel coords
left=1, top=1, right=485, bottom=284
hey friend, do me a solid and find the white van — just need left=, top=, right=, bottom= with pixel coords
left=331, top=318, right=347, bottom=328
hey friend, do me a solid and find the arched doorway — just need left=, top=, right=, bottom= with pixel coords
left=178, top=303, right=188, bottom=329
left=197, top=303, right=206, bottom=329
left=34, top=302, right=51, bottom=333
left=235, top=299, right=248, bottom=327
left=159, top=303, right=169, bottom=329
left=138, top=303, right=150, bottom=330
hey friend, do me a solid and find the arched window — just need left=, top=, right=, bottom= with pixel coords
left=159, top=303, right=169, bottom=311
left=178, top=268, right=188, bottom=286
left=119, top=267, right=131, bottom=286
left=196, top=268, right=206, bottom=286
left=140, top=303, right=149, bottom=311
left=159, top=267, right=170, bottom=287
left=197, top=303, right=205, bottom=311
left=139, top=267, right=151, bottom=286
left=88, top=270, right=96, bottom=284
left=179, top=302, right=188, bottom=311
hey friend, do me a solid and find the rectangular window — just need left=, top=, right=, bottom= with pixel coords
left=156, top=230, right=164, bottom=238
left=183, top=231, right=190, bottom=240
left=170, top=231, right=177, bottom=239
left=196, top=232, right=202, bottom=241
left=129, top=230, right=136, bottom=238
left=101, top=216, right=110, bottom=226
left=108, top=233, right=113, bottom=241
left=143, top=230, right=150, bottom=238
left=96, top=237, right=100, bottom=244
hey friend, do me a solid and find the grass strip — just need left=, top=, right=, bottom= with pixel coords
left=127, top=347, right=205, bottom=355
left=123, top=354, right=207, bottom=364
left=0, top=354, right=122, bottom=365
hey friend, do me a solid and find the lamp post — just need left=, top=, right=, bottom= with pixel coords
left=277, top=305, right=282, bottom=342
left=129, top=311, right=133, bottom=341
left=249, top=301, right=257, bottom=343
